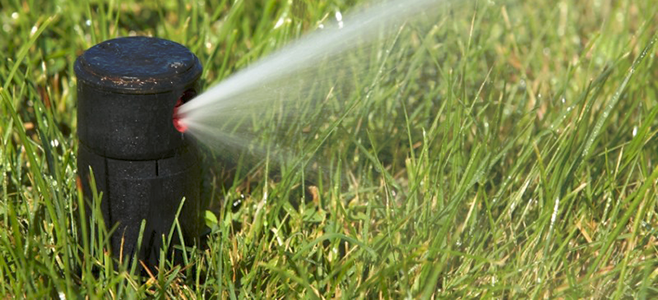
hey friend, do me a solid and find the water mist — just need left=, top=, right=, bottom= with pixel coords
left=177, top=0, right=455, bottom=160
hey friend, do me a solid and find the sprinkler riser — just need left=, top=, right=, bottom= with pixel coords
left=75, top=37, right=203, bottom=268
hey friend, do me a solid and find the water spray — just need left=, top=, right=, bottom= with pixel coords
left=177, top=0, right=449, bottom=153
left=75, top=36, right=203, bottom=268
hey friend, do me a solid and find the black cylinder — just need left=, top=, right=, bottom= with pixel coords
left=75, top=36, right=202, bottom=268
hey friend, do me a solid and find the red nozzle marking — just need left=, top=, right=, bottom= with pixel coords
left=173, top=99, right=187, bottom=133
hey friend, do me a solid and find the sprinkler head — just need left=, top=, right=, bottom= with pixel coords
left=75, top=36, right=203, bottom=269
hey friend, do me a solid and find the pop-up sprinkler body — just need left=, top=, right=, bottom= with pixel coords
left=75, top=36, right=202, bottom=267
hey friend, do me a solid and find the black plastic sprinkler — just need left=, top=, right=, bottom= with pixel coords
left=75, top=36, right=203, bottom=268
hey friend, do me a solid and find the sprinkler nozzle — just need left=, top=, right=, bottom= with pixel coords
left=173, top=99, right=187, bottom=133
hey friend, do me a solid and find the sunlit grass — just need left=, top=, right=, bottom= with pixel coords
left=1, top=0, right=657, bottom=298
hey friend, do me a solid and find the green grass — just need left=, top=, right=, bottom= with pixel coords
left=1, top=0, right=658, bottom=298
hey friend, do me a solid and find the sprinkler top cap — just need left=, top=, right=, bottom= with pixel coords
left=75, top=36, right=202, bottom=94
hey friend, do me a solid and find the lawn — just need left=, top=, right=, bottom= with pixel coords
left=1, top=0, right=657, bottom=298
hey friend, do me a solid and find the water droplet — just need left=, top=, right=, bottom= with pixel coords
left=335, top=11, right=344, bottom=29
left=11, top=12, right=19, bottom=19
left=335, top=11, right=343, bottom=22
left=632, top=126, right=638, bottom=137
left=85, top=19, right=91, bottom=27
left=274, top=17, right=285, bottom=29
left=550, top=197, right=560, bottom=226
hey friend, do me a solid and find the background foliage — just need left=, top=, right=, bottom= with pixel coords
left=1, top=0, right=657, bottom=298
